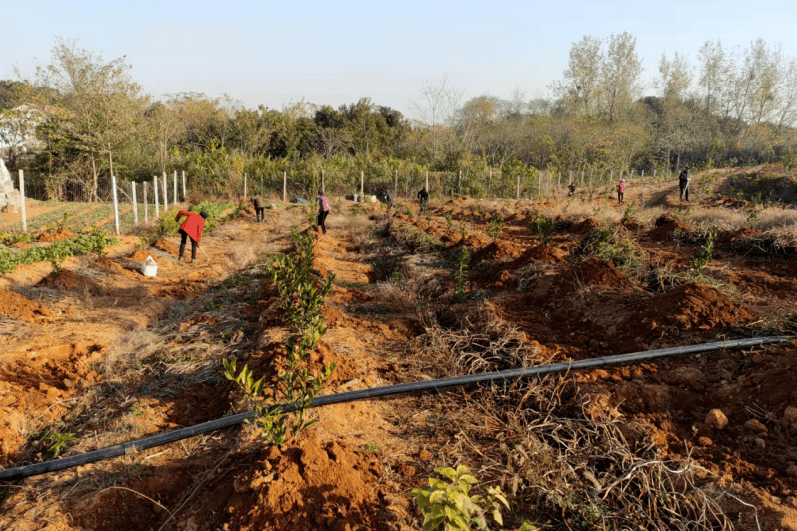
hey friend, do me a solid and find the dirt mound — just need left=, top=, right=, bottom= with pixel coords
left=0, top=341, right=103, bottom=461
left=572, top=217, right=600, bottom=234
left=471, top=240, right=524, bottom=263
left=152, top=238, right=180, bottom=256
left=624, top=283, right=754, bottom=337
left=0, top=288, right=53, bottom=322
left=37, top=226, right=77, bottom=242
left=648, top=216, right=692, bottom=242
left=522, top=258, right=629, bottom=305
left=717, top=226, right=761, bottom=249
left=227, top=431, right=384, bottom=531
left=570, top=257, right=628, bottom=288
left=37, top=269, right=95, bottom=291
left=127, top=248, right=153, bottom=261
left=521, top=244, right=567, bottom=264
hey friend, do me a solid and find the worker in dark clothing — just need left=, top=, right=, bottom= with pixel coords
left=175, top=210, right=209, bottom=263
left=417, top=188, right=429, bottom=212
left=251, top=194, right=266, bottom=222
left=568, top=182, right=576, bottom=197
left=381, top=189, right=393, bottom=209
left=679, top=167, right=691, bottom=202
left=315, top=190, right=329, bottom=234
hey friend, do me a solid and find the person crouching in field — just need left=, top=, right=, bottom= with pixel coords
left=316, top=190, right=329, bottom=234
left=251, top=194, right=265, bottom=222
left=617, top=178, right=625, bottom=203
left=175, top=210, right=209, bottom=263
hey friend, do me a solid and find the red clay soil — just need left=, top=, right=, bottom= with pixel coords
left=152, top=238, right=180, bottom=256
left=471, top=240, right=525, bottom=263
left=0, top=288, right=53, bottom=322
left=0, top=341, right=103, bottom=460
left=37, top=227, right=78, bottom=242
left=225, top=432, right=385, bottom=531
left=127, top=248, right=154, bottom=261
left=621, top=282, right=755, bottom=338
left=572, top=217, right=601, bottom=234
left=648, top=217, right=693, bottom=241
left=37, top=269, right=97, bottom=291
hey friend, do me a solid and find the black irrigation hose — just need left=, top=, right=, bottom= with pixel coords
left=0, top=335, right=792, bottom=482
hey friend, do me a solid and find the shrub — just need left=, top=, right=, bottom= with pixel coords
left=487, top=216, right=504, bottom=240
left=452, top=247, right=471, bottom=303
left=529, top=209, right=554, bottom=244
left=410, top=465, right=512, bottom=531
left=691, top=226, right=717, bottom=278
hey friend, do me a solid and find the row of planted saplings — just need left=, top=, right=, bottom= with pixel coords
left=224, top=228, right=336, bottom=446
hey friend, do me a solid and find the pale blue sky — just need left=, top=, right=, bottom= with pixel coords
left=2, top=0, right=796, bottom=117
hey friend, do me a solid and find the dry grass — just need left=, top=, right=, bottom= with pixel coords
left=406, top=315, right=739, bottom=530
left=335, top=214, right=376, bottom=252
left=103, top=328, right=168, bottom=378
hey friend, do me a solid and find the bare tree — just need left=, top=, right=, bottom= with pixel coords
left=409, top=74, right=464, bottom=165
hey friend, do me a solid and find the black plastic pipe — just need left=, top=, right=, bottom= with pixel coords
left=0, top=335, right=791, bottom=482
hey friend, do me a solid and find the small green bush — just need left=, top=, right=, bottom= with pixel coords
left=411, top=465, right=512, bottom=531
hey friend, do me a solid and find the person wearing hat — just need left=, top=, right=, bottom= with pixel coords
left=617, top=177, right=626, bottom=203
left=251, top=194, right=266, bottom=222
left=679, top=167, right=691, bottom=202
left=174, top=210, right=209, bottom=262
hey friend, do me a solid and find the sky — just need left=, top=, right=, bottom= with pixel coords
left=2, top=0, right=797, bottom=119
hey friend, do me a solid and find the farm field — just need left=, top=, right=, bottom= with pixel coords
left=0, top=200, right=166, bottom=235
left=0, top=167, right=796, bottom=530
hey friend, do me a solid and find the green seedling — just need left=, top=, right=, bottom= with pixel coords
left=452, top=247, right=470, bottom=303
left=411, top=465, right=511, bottom=531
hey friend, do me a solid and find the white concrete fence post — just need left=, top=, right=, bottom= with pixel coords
left=18, top=170, right=26, bottom=232
left=132, top=182, right=138, bottom=224
left=111, top=175, right=120, bottom=236
left=154, top=176, right=160, bottom=217
left=162, top=171, right=168, bottom=211
left=144, top=182, right=148, bottom=222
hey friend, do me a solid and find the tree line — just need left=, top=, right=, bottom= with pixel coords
left=1, top=34, right=795, bottom=201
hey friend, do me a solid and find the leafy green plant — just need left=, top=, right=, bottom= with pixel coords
left=529, top=209, right=554, bottom=244
left=46, top=432, right=76, bottom=457
left=691, top=226, right=717, bottom=278
left=459, top=221, right=467, bottom=239
left=452, top=247, right=470, bottom=303
left=0, top=231, right=118, bottom=276
left=444, top=212, right=453, bottom=229
left=577, top=226, right=640, bottom=268
left=487, top=216, right=504, bottom=240
left=410, top=465, right=510, bottom=531
left=621, top=201, right=637, bottom=222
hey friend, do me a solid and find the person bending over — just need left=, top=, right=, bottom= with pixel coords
left=251, top=194, right=266, bottom=222
left=175, top=210, right=209, bottom=262
left=315, top=190, right=329, bottom=234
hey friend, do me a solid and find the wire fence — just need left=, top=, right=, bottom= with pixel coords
left=2, top=165, right=682, bottom=234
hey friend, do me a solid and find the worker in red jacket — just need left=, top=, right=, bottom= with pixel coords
left=174, top=210, right=209, bottom=262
